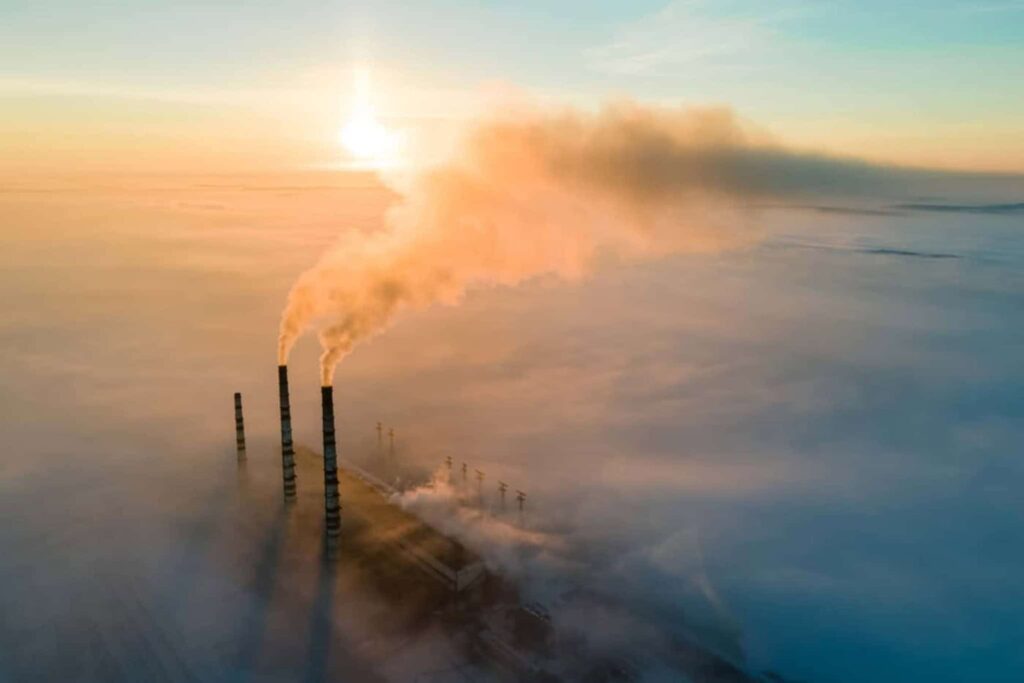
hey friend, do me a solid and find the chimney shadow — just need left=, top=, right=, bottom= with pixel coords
left=301, top=537, right=340, bottom=683
left=158, top=455, right=248, bottom=618
left=233, top=501, right=291, bottom=678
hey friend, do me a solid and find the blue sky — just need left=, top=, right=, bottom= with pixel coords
left=2, top=1, right=1023, bottom=171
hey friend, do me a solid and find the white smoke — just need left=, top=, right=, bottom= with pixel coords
left=278, top=101, right=913, bottom=385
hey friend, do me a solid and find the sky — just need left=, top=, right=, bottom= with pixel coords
left=2, top=0, right=1024, bottom=172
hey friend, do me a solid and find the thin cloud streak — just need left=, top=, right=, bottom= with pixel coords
left=586, top=1, right=806, bottom=76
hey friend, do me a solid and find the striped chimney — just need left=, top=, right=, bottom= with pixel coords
left=278, top=366, right=297, bottom=500
left=233, top=392, right=246, bottom=456
left=321, top=385, right=341, bottom=538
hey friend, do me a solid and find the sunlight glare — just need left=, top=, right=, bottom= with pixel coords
left=339, top=67, right=401, bottom=168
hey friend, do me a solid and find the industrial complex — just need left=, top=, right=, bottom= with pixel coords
left=222, top=370, right=788, bottom=683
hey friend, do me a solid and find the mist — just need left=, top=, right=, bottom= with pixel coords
left=3, top=164, right=1023, bottom=683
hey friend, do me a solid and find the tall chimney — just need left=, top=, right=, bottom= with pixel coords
left=278, top=365, right=297, bottom=500
left=321, top=385, right=341, bottom=538
left=233, top=392, right=246, bottom=456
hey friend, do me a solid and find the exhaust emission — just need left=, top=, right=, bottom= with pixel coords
left=277, top=102, right=923, bottom=385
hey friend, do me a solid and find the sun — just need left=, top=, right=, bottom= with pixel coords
left=340, top=110, right=398, bottom=163
left=338, top=68, right=401, bottom=168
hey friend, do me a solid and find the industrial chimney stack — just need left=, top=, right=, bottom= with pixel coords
left=321, top=386, right=341, bottom=538
left=278, top=365, right=297, bottom=500
left=233, top=392, right=246, bottom=457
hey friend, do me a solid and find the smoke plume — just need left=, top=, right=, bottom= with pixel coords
left=279, top=102, right=909, bottom=385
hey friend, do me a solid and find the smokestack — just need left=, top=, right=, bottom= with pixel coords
left=233, top=392, right=246, bottom=457
left=321, top=386, right=341, bottom=538
left=278, top=366, right=297, bottom=500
